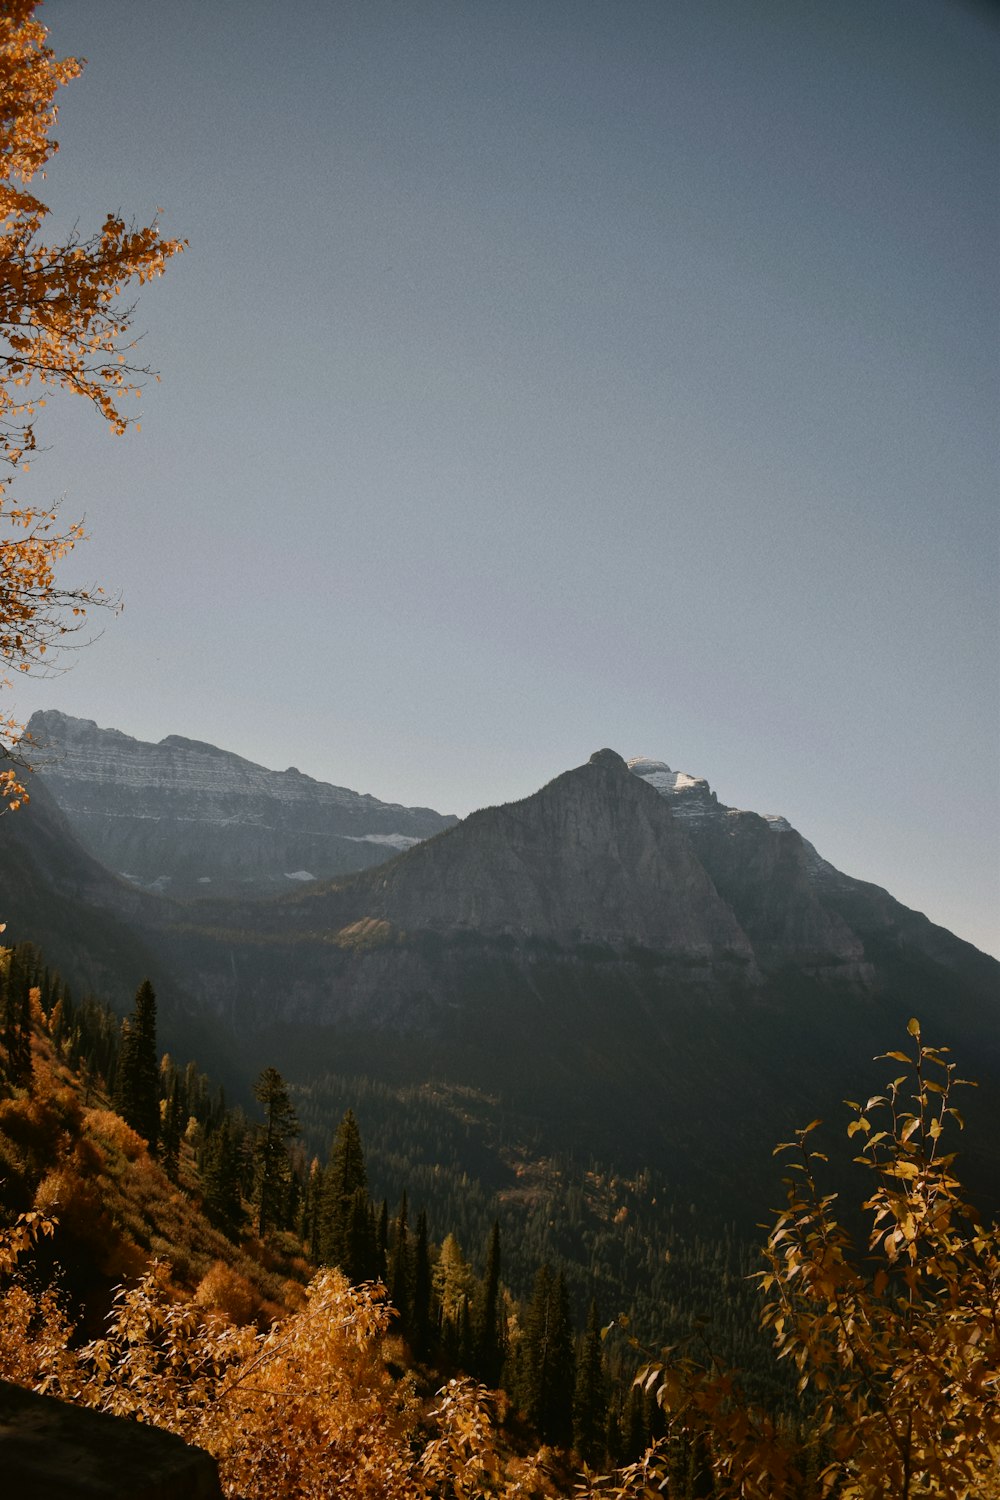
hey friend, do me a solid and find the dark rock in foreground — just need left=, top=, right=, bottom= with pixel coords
left=0, top=1380, right=221, bottom=1499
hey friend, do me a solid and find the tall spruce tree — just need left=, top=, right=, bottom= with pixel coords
left=113, top=979, right=159, bottom=1150
left=411, top=1207, right=433, bottom=1360
left=573, top=1297, right=608, bottom=1465
left=252, top=1066, right=299, bottom=1236
left=202, top=1115, right=246, bottom=1240
left=521, top=1263, right=576, bottom=1447
left=389, top=1191, right=411, bottom=1329
left=376, top=1198, right=389, bottom=1278
left=159, top=1072, right=183, bottom=1181
left=475, top=1221, right=504, bottom=1386
left=317, top=1109, right=368, bottom=1269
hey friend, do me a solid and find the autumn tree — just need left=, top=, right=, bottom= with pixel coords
left=434, top=1231, right=475, bottom=1357
left=0, top=0, right=183, bottom=811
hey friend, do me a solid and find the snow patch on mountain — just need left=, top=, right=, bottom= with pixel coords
left=627, top=757, right=716, bottom=818
left=344, top=833, right=422, bottom=851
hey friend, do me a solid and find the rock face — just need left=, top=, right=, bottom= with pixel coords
left=317, top=749, right=754, bottom=956
left=627, top=756, right=867, bottom=971
left=24, top=710, right=457, bottom=898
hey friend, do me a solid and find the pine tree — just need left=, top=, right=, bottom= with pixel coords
left=573, top=1297, right=607, bottom=1465
left=411, top=1207, right=433, bottom=1360
left=301, top=1158, right=323, bottom=1255
left=252, top=1066, right=299, bottom=1236
left=317, top=1109, right=368, bottom=1269
left=202, top=1116, right=247, bottom=1240
left=344, top=1185, right=376, bottom=1283
left=0, top=947, right=33, bottom=1090
left=475, top=1220, right=504, bottom=1387
left=389, top=1191, right=411, bottom=1329
left=521, top=1263, right=576, bottom=1446
left=113, top=979, right=159, bottom=1150
left=159, top=1072, right=183, bottom=1182
left=376, top=1198, right=389, bottom=1277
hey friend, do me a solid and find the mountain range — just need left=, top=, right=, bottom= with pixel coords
left=3, top=713, right=997, bottom=1224
left=22, top=709, right=457, bottom=899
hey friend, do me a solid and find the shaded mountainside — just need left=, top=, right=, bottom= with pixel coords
left=23, top=710, right=458, bottom=899
left=3, top=746, right=998, bottom=1223
left=0, top=778, right=230, bottom=1077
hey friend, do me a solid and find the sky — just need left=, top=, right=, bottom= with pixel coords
left=10, top=0, right=999, bottom=956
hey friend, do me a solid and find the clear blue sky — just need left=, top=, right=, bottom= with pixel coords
left=14, top=0, right=1000, bottom=956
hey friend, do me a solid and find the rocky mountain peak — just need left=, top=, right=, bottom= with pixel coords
left=588, top=748, right=628, bottom=770
left=317, top=748, right=756, bottom=959
left=22, top=710, right=457, bottom=899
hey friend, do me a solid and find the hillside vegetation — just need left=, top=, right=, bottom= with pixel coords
left=1, top=942, right=998, bottom=1496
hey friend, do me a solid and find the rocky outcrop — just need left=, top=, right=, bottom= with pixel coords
left=0, top=1380, right=222, bottom=1500
left=24, top=711, right=457, bottom=898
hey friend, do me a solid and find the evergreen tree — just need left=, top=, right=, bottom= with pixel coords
left=376, top=1198, right=389, bottom=1277
left=475, top=1220, right=504, bottom=1387
left=113, top=979, right=159, bottom=1150
left=573, top=1297, right=607, bottom=1466
left=201, top=1116, right=246, bottom=1240
left=0, top=947, right=33, bottom=1090
left=159, top=1072, right=183, bottom=1182
left=411, top=1207, right=433, bottom=1360
left=521, top=1263, right=576, bottom=1447
left=12, top=979, right=32, bottom=1091
left=317, top=1109, right=368, bottom=1269
left=252, top=1066, right=299, bottom=1236
left=301, top=1158, right=323, bottom=1255
left=344, top=1185, right=376, bottom=1283
left=624, top=1383, right=649, bottom=1462
left=389, top=1191, right=411, bottom=1329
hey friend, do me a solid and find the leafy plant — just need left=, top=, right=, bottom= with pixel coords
left=585, top=1022, right=1000, bottom=1498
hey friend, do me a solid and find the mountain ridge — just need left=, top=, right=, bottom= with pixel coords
left=23, top=709, right=459, bottom=898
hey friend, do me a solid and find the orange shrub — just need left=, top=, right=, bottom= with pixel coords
left=194, top=1262, right=259, bottom=1326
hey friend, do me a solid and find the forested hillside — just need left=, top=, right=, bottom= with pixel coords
left=2, top=940, right=998, bottom=1495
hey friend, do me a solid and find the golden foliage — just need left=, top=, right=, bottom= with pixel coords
left=0, top=0, right=183, bottom=789
left=0, top=1229, right=545, bottom=1499
left=584, top=1025, right=1000, bottom=1499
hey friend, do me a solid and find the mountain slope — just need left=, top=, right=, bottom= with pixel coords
left=0, top=777, right=227, bottom=1073
left=24, top=710, right=458, bottom=899
left=273, top=749, right=754, bottom=957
